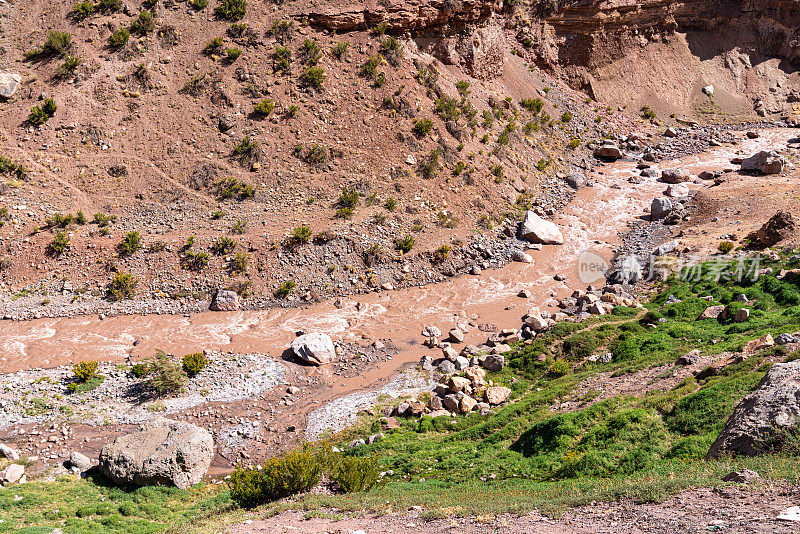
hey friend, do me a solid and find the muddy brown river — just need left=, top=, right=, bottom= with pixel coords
left=0, top=129, right=795, bottom=381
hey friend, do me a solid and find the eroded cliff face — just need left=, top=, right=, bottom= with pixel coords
left=515, top=0, right=800, bottom=116
left=298, top=0, right=503, bottom=31
left=301, top=0, right=800, bottom=117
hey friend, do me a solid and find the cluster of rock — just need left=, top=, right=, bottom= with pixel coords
left=413, top=352, right=512, bottom=417
left=0, top=443, right=24, bottom=486
left=551, top=285, right=640, bottom=322
left=402, top=284, right=642, bottom=418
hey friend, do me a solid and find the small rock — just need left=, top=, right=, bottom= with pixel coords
left=722, top=469, right=761, bottom=483
left=69, top=451, right=92, bottom=470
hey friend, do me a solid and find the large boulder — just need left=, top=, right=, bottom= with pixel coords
left=0, top=464, right=24, bottom=486
left=594, top=143, right=622, bottom=159
left=209, top=289, right=239, bottom=311
left=664, top=183, right=689, bottom=197
left=520, top=211, right=564, bottom=245
left=708, top=361, right=800, bottom=458
left=650, top=197, right=673, bottom=220
left=0, top=73, right=21, bottom=99
left=661, top=168, right=690, bottom=184
left=756, top=211, right=795, bottom=247
left=291, top=332, right=336, bottom=365
left=485, top=386, right=511, bottom=405
left=741, top=150, right=786, bottom=174
left=99, top=418, right=214, bottom=489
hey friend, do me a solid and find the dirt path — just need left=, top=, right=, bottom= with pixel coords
left=227, top=485, right=800, bottom=533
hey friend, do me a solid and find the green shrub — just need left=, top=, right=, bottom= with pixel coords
left=108, top=28, right=130, bottom=49
left=73, top=1, right=94, bottom=18
left=48, top=212, right=73, bottom=228
left=182, top=353, right=209, bottom=378
left=560, top=111, right=573, bottom=122
left=231, top=219, right=247, bottom=234
left=182, top=250, right=209, bottom=271
left=301, top=67, right=326, bottom=89
left=48, top=231, right=70, bottom=256
left=43, top=98, right=57, bottom=116
left=718, top=241, right=734, bottom=254
left=641, top=105, right=656, bottom=120
left=211, top=236, right=237, bottom=255
left=412, top=118, right=433, bottom=137
left=332, top=41, right=349, bottom=60
left=292, top=225, right=312, bottom=244
left=253, top=99, right=275, bottom=117
left=108, top=272, right=138, bottom=301
left=611, top=334, right=641, bottom=361
left=130, top=10, right=155, bottom=36
left=229, top=251, right=249, bottom=273
left=225, top=47, right=242, bottom=62
left=550, top=359, right=570, bottom=376
left=229, top=449, right=321, bottom=507
left=337, top=188, right=359, bottom=209
left=93, top=212, right=117, bottom=227
left=275, top=280, right=296, bottom=298
left=299, top=39, right=322, bottom=65
left=68, top=376, right=104, bottom=394
left=118, top=231, right=142, bottom=256
left=396, top=234, right=415, bottom=253
left=385, top=197, right=397, bottom=211
left=203, top=36, right=224, bottom=55
left=329, top=456, right=379, bottom=493
left=216, top=0, right=246, bottom=21
left=520, top=97, right=544, bottom=114
left=56, top=56, right=83, bottom=79
left=218, top=177, right=255, bottom=200
left=29, top=98, right=57, bottom=125
left=147, top=350, right=188, bottom=395
left=98, top=0, right=122, bottom=12
left=273, top=46, right=292, bottom=73
left=563, top=331, right=600, bottom=360
left=43, top=31, right=73, bottom=56
left=232, top=135, right=261, bottom=167
left=190, top=0, right=208, bottom=8
left=361, top=54, right=383, bottom=79
left=418, top=149, right=441, bottom=179
left=130, top=363, right=149, bottom=378
left=73, top=361, right=98, bottom=382
left=0, top=156, right=27, bottom=180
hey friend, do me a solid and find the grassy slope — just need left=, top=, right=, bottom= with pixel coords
left=4, top=254, right=800, bottom=532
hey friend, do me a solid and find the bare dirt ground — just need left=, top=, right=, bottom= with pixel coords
left=228, top=485, right=800, bottom=533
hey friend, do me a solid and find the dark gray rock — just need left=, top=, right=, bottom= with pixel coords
left=209, top=289, right=239, bottom=311
left=651, top=197, right=673, bottom=220
left=708, top=361, right=800, bottom=458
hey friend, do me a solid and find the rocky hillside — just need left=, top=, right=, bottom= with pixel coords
left=0, top=0, right=608, bottom=308
left=0, top=0, right=797, bottom=311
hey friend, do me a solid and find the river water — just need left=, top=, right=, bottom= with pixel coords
left=0, top=129, right=795, bottom=377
